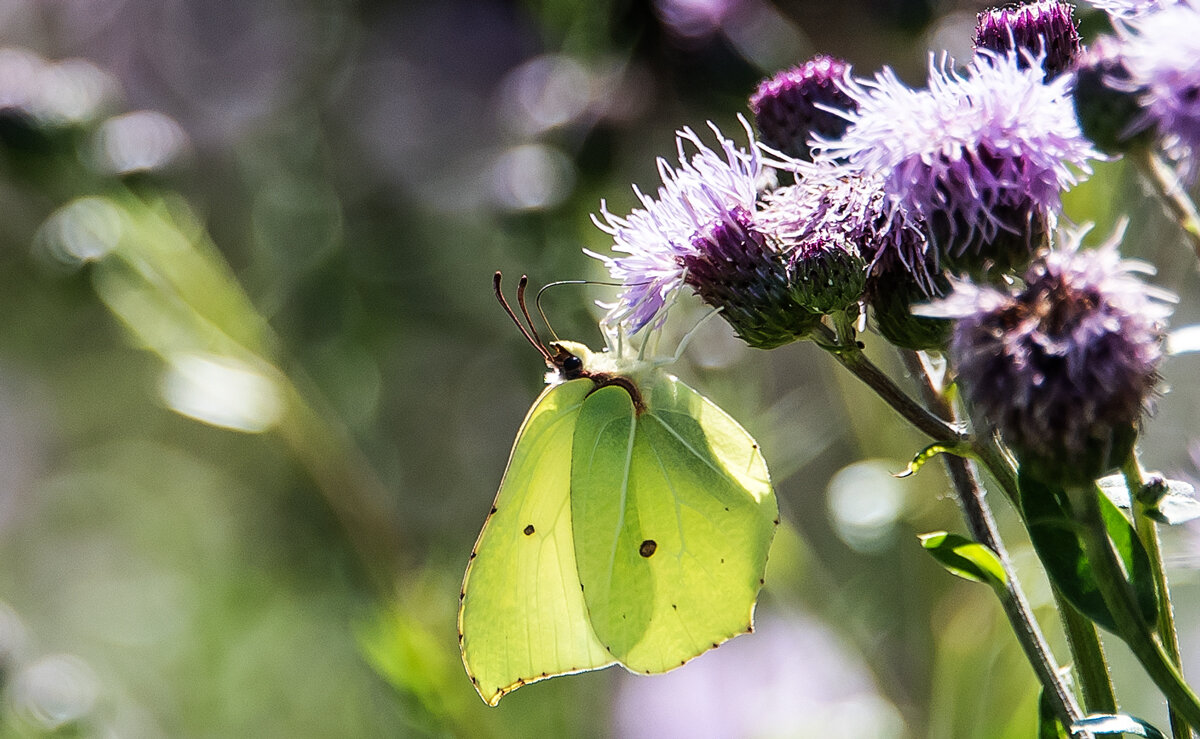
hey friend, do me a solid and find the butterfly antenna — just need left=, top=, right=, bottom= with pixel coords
left=534, top=280, right=590, bottom=341
left=515, top=276, right=548, bottom=350
left=493, top=272, right=552, bottom=363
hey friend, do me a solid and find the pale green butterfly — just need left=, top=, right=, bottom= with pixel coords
left=458, top=273, right=778, bottom=706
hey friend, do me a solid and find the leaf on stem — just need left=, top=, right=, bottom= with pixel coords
left=1073, top=713, right=1168, bottom=738
left=917, top=531, right=1007, bottom=590
left=1020, top=472, right=1158, bottom=634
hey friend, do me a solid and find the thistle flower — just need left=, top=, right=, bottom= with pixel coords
left=973, top=0, right=1081, bottom=79
left=1113, top=1, right=1200, bottom=178
left=590, top=121, right=762, bottom=333
left=680, top=206, right=825, bottom=348
left=749, top=55, right=857, bottom=161
left=816, top=53, right=1098, bottom=277
left=925, top=230, right=1173, bottom=485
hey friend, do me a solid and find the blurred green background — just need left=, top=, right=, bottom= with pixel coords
left=0, top=0, right=1198, bottom=736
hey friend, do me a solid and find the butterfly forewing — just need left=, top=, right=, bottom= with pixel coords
left=458, top=378, right=615, bottom=706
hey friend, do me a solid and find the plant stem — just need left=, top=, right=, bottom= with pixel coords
left=1075, top=483, right=1200, bottom=731
left=813, top=325, right=963, bottom=443
left=1134, top=149, right=1200, bottom=260
left=1123, top=456, right=1191, bottom=739
left=1057, top=592, right=1118, bottom=715
left=946, top=456, right=1087, bottom=732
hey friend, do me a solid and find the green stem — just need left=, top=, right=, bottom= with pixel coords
left=1134, top=149, right=1200, bottom=260
left=1057, top=591, right=1118, bottom=715
left=1075, top=483, right=1200, bottom=731
left=813, top=325, right=963, bottom=443
left=1123, top=456, right=1191, bottom=739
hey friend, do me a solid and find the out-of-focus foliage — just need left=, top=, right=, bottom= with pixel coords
left=0, top=1, right=1197, bottom=737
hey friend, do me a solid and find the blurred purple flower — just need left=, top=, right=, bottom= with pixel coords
left=815, top=52, right=1098, bottom=269
left=612, top=613, right=903, bottom=738
left=923, top=228, right=1174, bottom=484
left=590, top=120, right=762, bottom=332
left=1115, top=1, right=1200, bottom=178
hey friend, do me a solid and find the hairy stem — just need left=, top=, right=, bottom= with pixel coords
left=1135, top=149, right=1200, bottom=260
left=813, top=325, right=962, bottom=443
left=1123, top=456, right=1191, bottom=739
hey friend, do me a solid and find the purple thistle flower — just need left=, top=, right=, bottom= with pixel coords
left=925, top=229, right=1173, bottom=485
left=973, top=1, right=1081, bottom=79
left=815, top=52, right=1099, bottom=275
left=680, top=206, right=825, bottom=348
left=1114, top=1, right=1200, bottom=179
left=749, top=55, right=857, bottom=161
left=590, top=120, right=762, bottom=333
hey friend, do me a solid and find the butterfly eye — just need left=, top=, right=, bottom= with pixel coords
left=561, top=354, right=584, bottom=378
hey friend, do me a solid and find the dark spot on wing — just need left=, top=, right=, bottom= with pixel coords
left=773, top=518, right=780, bottom=525
left=491, top=507, right=497, bottom=514
left=468, top=551, right=476, bottom=560
left=459, top=590, right=465, bottom=601
left=720, top=558, right=725, bottom=564
left=671, top=604, right=677, bottom=610
left=723, top=506, right=730, bottom=512
left=759, top=578, right=765, bottom=585
left=541, top=672, right=548, bottom=677
left=523, top=524, right=535, bottom=536
left=470, top=675, right=477, bottom=684
left=711, top=642, right=719, bottom=648
left=752, top=444, right=759, bottom=450
left=639, top=539, right=657, bottom=557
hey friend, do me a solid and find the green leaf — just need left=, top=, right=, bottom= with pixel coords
left=918, top=531, right=1007, bottom=589
left=896, top=441, right=977, bottom=478
left=1038, top=686, right=1070, bottom=739
left=1073, top=713, right=1168, bottom=738
left=1019, top=471, right=1158, bottom=634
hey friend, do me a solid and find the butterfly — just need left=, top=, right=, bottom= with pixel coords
left=458, top=273, right=778, bottom=706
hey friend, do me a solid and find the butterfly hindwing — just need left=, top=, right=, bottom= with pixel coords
left=458, top=378, right=615, bottom=706
left=571, top=371, right=777, bottom=674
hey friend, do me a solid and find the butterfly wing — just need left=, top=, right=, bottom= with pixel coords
left=570, top=373, right=777, bottom=673
left=458, top=378, right=616, bottom=706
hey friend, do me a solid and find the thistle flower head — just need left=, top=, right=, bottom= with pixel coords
left=750, top=55, right=857, bottom=161
left=974, top=0, right=1081, bottom=79
left=1115, top=1, right=1200, bottom=178
left=680, top=206, right=824, bottom=348
left=590, top=121, right=762, bottom=332
left=928, top=229, right=1173, bottom=485
left=816, top=53, right=1098, bottom=274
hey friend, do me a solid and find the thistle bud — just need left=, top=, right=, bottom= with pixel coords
left=787, top=235, right=866, bottom=316
left=974, top=0, right=1081, bottom=79
left=866, top=251, right=952, bottom=352
left=749, top=55, right=857, bottom=161
left=1071, top=37, right=1151, bottom=156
